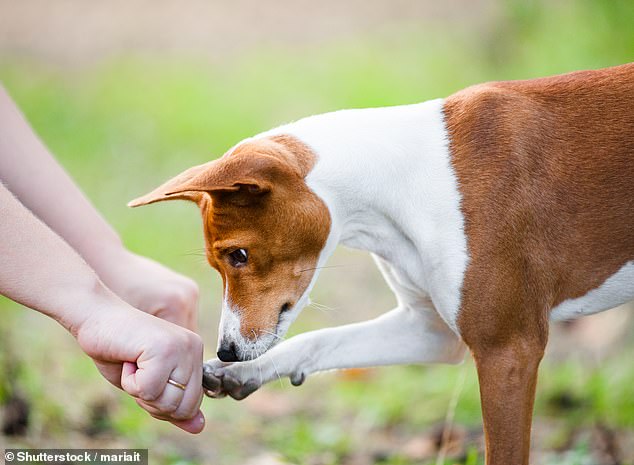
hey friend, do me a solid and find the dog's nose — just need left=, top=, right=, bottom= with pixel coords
left=217, top=342, right=239, bottom=362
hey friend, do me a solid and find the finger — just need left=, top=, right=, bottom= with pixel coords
left=120, top=362, right=141, bottom=396
left=137, top=358, right=192, bottom=413
left=122, top=361, right=136, bottom=377
left=136, top=398, right=173, bottom=418
left=170, top=410, right=205, bottom=434
left=136, top=398, right=191, bottom=422
left=204, top=389, right=226, bottom=399
left=94, top=361, right=124, bottom=388
left=171, top=368, right=203, bottom=420
left=143, top=377, right=187, bottom=415
left=142, top=403, right=205, bottom=434
left=139, top=390, right=202, bottom=422
left=122, top=360, right=172, bottom=402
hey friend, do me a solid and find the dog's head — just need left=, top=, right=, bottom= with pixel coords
left=129, top=135, right=331, bottom=361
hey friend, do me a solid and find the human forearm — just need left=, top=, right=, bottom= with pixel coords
left=0, top=85, right=122, bottom=271
left=0, top=182, right=114, bottom=333
left=0, top=85, right=199, bottom=330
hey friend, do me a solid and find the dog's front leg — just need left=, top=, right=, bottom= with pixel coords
left=203, top=305, right=466, bottom=400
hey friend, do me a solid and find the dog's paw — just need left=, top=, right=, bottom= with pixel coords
left=202, top=359, right=262, bottom=400
left=202, top=359, right=228, bottom=398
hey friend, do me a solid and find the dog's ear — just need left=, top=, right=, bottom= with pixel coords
left=128, top=154, right=280, bottom=208
left=128, top=161, right=212, bottom=207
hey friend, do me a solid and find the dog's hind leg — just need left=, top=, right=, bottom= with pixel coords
left=458, top=268, right=550, bottom=465
left=203, top=304, right=466, bottom=400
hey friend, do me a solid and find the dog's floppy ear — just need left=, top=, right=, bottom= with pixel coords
left=128, top=154, right=279, bottom=208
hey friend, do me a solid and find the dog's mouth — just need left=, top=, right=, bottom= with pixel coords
left=218, top=328, right=282, bottom=363
left=241, top=334, right=280, bottom=362
left=216, top=297, right=307, bottom=362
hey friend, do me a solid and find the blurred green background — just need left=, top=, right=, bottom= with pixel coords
left=1, top=0, right=633, bottom=464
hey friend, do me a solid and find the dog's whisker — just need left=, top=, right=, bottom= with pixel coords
left=297, top=264, right=352, bottom=273
left=252, top=339, right=264, bottom=387
left=182, top=248, right=207, bottom=257
left=258, top=328, right=284, bottom=340
left=252, top=328, right=283, bottom=387
left=182, top=253, right=209, bottom=265
left=267, top=354, right=284, bottom=388
left=310, top=301, right=337, bottom=312
left=308, top=304, right=330, bottom=316
left=308, top=302, right=338, bottom=316
left=184, top=247, right=207, bottom=253
left=248, top=331, right=258, bottom=362
left=257, top=357, right=263, bottom=386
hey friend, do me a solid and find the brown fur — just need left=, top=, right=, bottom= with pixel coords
left=129, top=135, right=330, bottom=340
left=444, top=63, right=634, bottom=465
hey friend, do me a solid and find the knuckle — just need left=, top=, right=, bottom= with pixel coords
left=149, top=412, right=170, bottom=422
left=182, top=279, right=199, bottom=303
left=163, top=293, right=188, bottom=313
left=164, top=281, right=199, bottom=312
left=190, top=335, right=204, bottom=354
left=172, top=404, right=197, bottom=421
left=181, top=332, right=202, bottom=354
left=121, top=380, right=140, bottom=398
left=134, top=375, right=166, bottom=402
left=158, top=339, right=180, bottom=359
left=137, top=387, right=161, bottom=402
left=159, top=399, right=181, bottom=414
left=155, top=332, right=201, bottom=368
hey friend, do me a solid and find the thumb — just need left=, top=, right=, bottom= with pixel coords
left=170, top=410, right=206, bottom=434
left=94, top=360, right=124, bottom=388
left=120, top=361, right=141, bottom=397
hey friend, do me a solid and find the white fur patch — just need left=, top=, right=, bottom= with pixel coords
left=550, top=261, right=634, bottom=320
left=217, top=284, right=279, bottom=360
left=264, top=99, right=469, bottom=332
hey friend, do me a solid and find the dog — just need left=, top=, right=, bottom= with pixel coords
left=129, top=63, right=634, bottom=465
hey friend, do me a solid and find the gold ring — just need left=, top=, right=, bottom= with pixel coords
left=167, top=378, right=187, bottom=391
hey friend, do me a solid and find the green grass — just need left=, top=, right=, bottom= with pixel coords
left=1, top=0, right=634, bottom=463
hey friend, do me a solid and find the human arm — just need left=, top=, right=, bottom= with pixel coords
left=0, top=183, right=205, bottom=433
left=0, top=85, right=198, bottom=329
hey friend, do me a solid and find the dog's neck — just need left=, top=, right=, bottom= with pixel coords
left=265, top=99, right=469, bottom=326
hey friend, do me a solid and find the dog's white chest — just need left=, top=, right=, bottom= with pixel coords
left=281, top=99, right=470, bottom=332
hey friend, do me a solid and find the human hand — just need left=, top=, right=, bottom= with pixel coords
left=75, top=291, right=205, bottom=433
left=92, top=248, right=199, bottom=330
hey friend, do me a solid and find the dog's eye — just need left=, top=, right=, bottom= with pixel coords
left=228, top=248, right=248, bottom=267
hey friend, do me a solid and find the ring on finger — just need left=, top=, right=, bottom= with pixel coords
left=167, top=378, right=187, bottom=391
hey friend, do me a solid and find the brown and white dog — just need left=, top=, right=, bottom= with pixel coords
left=130, top=63, right=634, bottom=465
